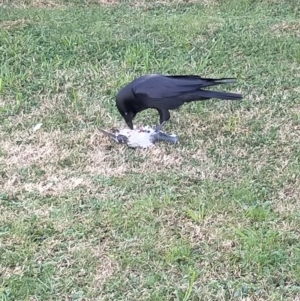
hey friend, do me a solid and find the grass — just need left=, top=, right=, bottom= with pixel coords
left=0, top=0, right=300, bottom=300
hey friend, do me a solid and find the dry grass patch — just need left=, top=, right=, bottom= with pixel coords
left=0, top=0, right=66, bottom=8
left=88, top=129, right=236, bottom=180
left=71, top=243, right=119, bottom=288
left=0, top=265, right=24, bottom=279
left=87, top=145, right=185, bottom=175
left=0, top=205, right=18, bottom=223
left=2, top=96, right=297, bottom=197
left=90, top=0, right=119, bottom=4
left=271, top=21, right=300, bottom=37
left=273, top=182, right=300, bottom=215
left=22, top=175, right=94, bottom=196
left=183, top=217, right=220, bottom=247
left=132, top=0, right=218, bottom=8
left=1, top=128, right=93, bottom=196
left=87, top=131, right=130, bottom=176
left=93, top=254, right=119, bottom=289
left=0, top=19, right=31, bottom=30
left=2, top=136, right=58, bottom=169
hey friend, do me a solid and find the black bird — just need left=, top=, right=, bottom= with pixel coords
left=116, top=74, right=242, bottom=130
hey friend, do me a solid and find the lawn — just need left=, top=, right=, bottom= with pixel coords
left=0, top=0, right=300, bottom=300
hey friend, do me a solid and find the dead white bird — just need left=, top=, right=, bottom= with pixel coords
left=98, top=122, right=178, bottom=148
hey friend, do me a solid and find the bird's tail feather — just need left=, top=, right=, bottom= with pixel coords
left=197, top=89, right=242, bottom=100
left=168, top=75, right=238, bottom=88
left=212, top=78, right=237, bottom=85
left=194, top=78, right=238, bottom=88
left=182, top=90, right=243, bottom=102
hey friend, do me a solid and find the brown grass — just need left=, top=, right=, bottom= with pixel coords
left=0, top=19, right=31, bottom=30
left=0, top=264, right=24, bottom=279
left=93, top=0, right=119, bottom=5
left=182, top=218, right=224, bottom=247
left=0, top=0, right=66, bottom=8
left=132, top=0, right=217, bottom=6
left=1, top=128, right=91, bottom=196
left=271, top=21, right=300, bottom=37
left=92, top=245, right=119, bottom=289
left=3, top=96, right=298, bottom=198
left=273, top=182, right=300, bottom=215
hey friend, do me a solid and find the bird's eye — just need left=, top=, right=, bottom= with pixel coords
left=124, top=112, right=128, bottom=115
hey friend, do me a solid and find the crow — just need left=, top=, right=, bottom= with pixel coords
left=115, top=74, right=242, bottom=131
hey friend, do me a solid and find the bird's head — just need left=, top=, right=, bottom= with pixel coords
left=116, top=100, right=136, bottom=130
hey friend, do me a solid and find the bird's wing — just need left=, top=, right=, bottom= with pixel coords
left=133, top=75, right=239, bottom=110
left=133, top=75, right=201, bottom=100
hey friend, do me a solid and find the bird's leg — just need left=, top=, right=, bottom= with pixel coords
left=155, top=121, right=167, bottom=133
left=155, top=109, right=170, bottom=132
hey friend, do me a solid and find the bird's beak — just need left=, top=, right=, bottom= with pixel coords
left=126, top=120, right=133, bottom=130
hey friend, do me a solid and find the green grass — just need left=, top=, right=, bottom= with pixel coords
left=1, top=0, right=300, bottom=300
